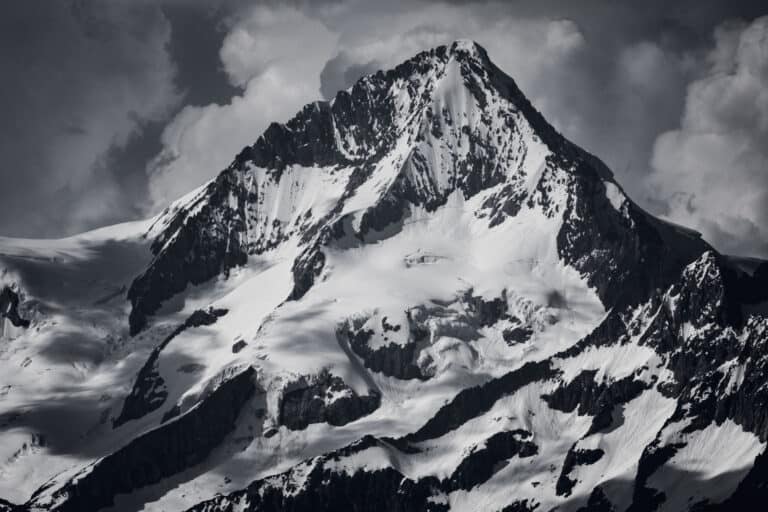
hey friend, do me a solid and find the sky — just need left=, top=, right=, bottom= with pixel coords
left=1, top=0, right=767, bottom=258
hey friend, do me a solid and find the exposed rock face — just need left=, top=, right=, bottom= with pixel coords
left=407, top=360, right=557, bottom=443
left=500, top=501, right=539, bottom=512
left=191, top=465, right=446, bottom=512
left=446, top=429, right=538, bottom=491
left=557, top=156, right=709, bottom=313
left=502, top=325, right=533, bottom=345
left=29, top=367, right=256, bottom=512
left=279, top=371, right=380, bottom=430
left=543, top=370, right=648, bottom=436
left=341, top=290, right=515, bottom=381
left=632, top=253, right=768, bottom=440
left=0, top=286, right=29, bottom=329
left=576, top=487, right=615, bottom=512
left=114, top=307, right=228, bottom=427
left=128, top=174, right=248, bottom=335
left=557, top=445, right=605, bottom=497
left=341, top=315, right=430, bottom=381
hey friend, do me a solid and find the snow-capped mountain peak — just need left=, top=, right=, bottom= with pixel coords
left=126, top=40, right=622, bottom=335
left=1, top=40, right=767, bottom=512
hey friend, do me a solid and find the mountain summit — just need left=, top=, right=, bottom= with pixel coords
left=126, top=39, right=698, bottom=335
left=1, top=40, right=768, bottom=512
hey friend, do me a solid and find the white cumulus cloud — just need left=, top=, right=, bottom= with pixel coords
left=146, top=4, right=337, bottom=209
left=0, top=2, right=180, bottom=236
left=648, top=16, right=768, bottom=257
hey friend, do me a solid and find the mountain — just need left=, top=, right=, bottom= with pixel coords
left=1, top=40, right=768, bottom=512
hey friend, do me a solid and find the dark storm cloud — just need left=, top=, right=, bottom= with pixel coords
left=0, top=1, right=179, bottom=237
left=161, top=2, right=241, bottom=108
left=0, top=0, right=242, bottom=238
left=97, top=2, right=243, bottom=221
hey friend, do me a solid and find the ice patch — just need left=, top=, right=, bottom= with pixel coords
left=604, top=181, right=625, bottom=212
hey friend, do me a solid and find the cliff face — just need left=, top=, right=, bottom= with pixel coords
left=0, top=40, right=767, bottom=512
left=0, top=286, right=29, bottom=332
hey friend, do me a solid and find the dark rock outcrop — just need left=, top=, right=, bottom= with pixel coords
left=188, top=429, right=543, bottom=512
left=341, top=317, right=429, bottom=381
left=114, top=308, right=228, bottom=427
left=577, top=487, right=615, bottom=512
left=556, top=444, right=605, bottom=497
left=342, top=290, right=511, bottom=381
left=279, top=371, right=380, bottom=430
left=0, top=286, right=30, bottom=329
left=543, top=370, right=647, bottom=436
left=31, top=367, right=256, bottom=512
left=408, top=360, right=556, bottom=443
left=502, top=325, right=533, bottom=345
left=555, top=146, right=709, bottom=317
left=630, top=441, right=685, bottom=512
left=232, top=339, right=247, bottom=353
left=500, top=500, right=540, bottom=512
left=447, top=429, right=537, bottom=491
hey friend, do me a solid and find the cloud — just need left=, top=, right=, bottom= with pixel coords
left=146, top=4, right=337, bottom=209
left=0, top=1, right=180, bottom=237
left=648, top=16, right=768, bottom=257
left=318, top=5, right=587, bottom=99
left=219, top=4, right=337, bottom=87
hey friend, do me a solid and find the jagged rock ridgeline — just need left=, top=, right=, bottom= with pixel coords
left=0, top=286, right=29, bottom=331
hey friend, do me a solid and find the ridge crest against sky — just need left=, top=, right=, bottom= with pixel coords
left=1, top=0, right=767, bottom=257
